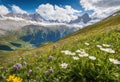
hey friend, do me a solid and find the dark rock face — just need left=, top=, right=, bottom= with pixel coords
left=69, top=16, right=82, bottom=24
left=69, top=13, right=91, bottom=24
left=82, top=13, right=91, bottom=23
left=29, top=13, right=43, bottom=22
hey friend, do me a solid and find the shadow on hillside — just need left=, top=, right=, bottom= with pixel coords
left=0, top=45, right=13, bottom=51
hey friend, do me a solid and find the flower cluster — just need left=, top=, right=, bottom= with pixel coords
left=62, top=49, right=96, bottom=61
left=109, top=58, right=120, bottom=64
left=97, top=44, right=115, bottom=53
left=61, top=50, right=76, bottom=56
left=73, top=56, right=79, bottom=60
left=61, top=63, right=68, bottom=69
left=6, top=75, right=22, bottom=82
left=89, top=56, right=96, bottom=60
left=48, top=55, right=53, bottom=61
left=78, top=51, right=89, bottom=57
left=45, top=68, right=54, bottom=75
left=100, top=48, right=115, bottom=53
left=76, top=49, right=85, bottom=53
left=13, top=63, right=22, bottom=71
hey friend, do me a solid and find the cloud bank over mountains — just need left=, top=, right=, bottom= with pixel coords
left=0, top=5, right=9, bottom=15
left=0, top=0, right=120, bottom=21
left=36, top=3, right=81, bottom=22
left=0, top=4, right=80, bottom=22
left=80, top=0, right=120, bottom=18
left=0, top=5, right=27, bottom=15
left=12, top=5, right=27, bottom=14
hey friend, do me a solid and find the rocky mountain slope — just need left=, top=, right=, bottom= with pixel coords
left=0, top=17, right=80, bottom=50
left=69, top=13, right=91, bottom=24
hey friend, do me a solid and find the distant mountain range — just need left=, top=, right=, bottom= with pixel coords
left=0, top=12, right=93, bottom=50
left=4, top=13, right=43, bottom=22
left=0, top=15, right=80, bottom=50
left=0, top=12, right=91, bottom=24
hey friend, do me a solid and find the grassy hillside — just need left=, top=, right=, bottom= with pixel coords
left=0, top=31, right=34, bottom=51
left=0, top=13, right=120, bottom=82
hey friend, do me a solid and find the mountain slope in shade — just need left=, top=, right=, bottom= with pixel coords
left=0, top=17, right=79, bottom=50
left=19, top=24, right=76, bottom=46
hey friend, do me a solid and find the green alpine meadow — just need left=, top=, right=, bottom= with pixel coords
left=0, top=11, right=120, bottom=82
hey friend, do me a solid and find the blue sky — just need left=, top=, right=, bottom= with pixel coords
left=0, top=0, right=83, bottom=13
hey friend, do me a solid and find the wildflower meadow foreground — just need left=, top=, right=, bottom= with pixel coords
left=1, top=30, right=120, bottom=82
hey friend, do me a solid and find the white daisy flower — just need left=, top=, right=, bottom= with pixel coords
left=100, top=48, right=107, bottom=52
left=61, top=50, right=71, bottom=55
left=89, top=56, right=96, bottom=60
left=85, top=42, right=90, bottom=46
left=70, top=52, right=76, bottom=56
left=100, top=48, right=115, bottom=53
left=73, top=56, right=79, bottom=60
left=61, top=50, right=70, bottom=53
left=102, top=44, right=111, bottom=47
left=109, top=58, right=120, bottom=64
left=61, top=50, right=76, bottom=56
left=96, top=45, right=102, bottom=48
left=80, top=49, right=85, bottom=52
left=61, top=63, right=68, bottom=69
left=79, top=52, right=89, bottom=57
left=76, top=50, right=81, bottom=53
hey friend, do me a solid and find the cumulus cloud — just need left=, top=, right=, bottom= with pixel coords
left=12, top=5, right=27, bottom=14
left=36, top=3, right=81, bottom=22
left=80, top=0, right=120, bottom=18
left=0, top=5, right=9, bottom=15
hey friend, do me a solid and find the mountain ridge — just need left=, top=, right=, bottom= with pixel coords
left=1, top=12, right=91, bottom=24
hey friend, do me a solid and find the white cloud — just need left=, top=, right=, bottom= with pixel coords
left=12, top=5, right=27, bottom=14
left=80, top=0, right=120, bottom=18
left=0, top=5, right=9, bottom=15
left=36, top=3, right=81, bottom=22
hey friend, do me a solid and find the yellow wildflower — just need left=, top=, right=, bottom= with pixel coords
left=7, top=75, right=22, bottom=82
